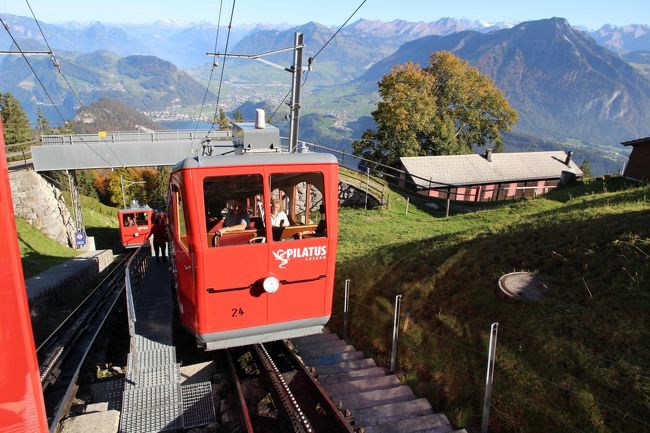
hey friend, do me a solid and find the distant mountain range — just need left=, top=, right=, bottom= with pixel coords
left=2, top=13, right=650, bottom=175
left=356, top=18, right=650, bottom=147
left=0, top=39, right=212, bottom=120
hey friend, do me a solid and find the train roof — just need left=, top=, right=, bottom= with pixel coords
left=118, top=206, right=152, bottom=213
left=173, top=151, right=338, bottom=171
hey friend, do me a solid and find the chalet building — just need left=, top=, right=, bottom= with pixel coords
left=621, top=137, right=650, bottom=182
left=400, top=150, right=583, bottom=202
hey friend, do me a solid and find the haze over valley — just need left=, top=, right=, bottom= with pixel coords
left=2, top=12, right=650, bottom=175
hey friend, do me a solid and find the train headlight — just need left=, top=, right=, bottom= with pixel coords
left=263, top=276, right=280, bottom=294
left=134, top=232, right=140, bottom=237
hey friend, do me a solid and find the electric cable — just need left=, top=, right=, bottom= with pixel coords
left=1, top=16, right=116, bottom=168
left=194, top=0, right=224, bottom=134
left=24, top=0, right=126, bottom=167
left=309, top=0, right=367, bottom=64
left=207, top=0, right=236, bottom=136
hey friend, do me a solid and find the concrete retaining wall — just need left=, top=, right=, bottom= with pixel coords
left=25, top=249, right=115, bottom=301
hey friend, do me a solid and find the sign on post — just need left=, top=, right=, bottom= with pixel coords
left=74, top=231, right=87, bottom=246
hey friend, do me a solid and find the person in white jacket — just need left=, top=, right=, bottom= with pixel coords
left=270, top=198, right=290, bottom=227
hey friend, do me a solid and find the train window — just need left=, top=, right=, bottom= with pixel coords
left=123, top=213, right=135, bottom=226
left=135, top=212, right=149, bottom=226
left=203, top=174, right=264, bottom=248
left=269, top=172, right=326, bottom=242
left=175, top=190, right=189, bottom=249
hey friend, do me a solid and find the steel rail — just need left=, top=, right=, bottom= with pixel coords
left=254, top=343, right=313, bottom=433
left=225, top=349, right=255, bottom=433
left=36, top=252, right=134, bottom=432
left=272, top=341, right=354, bottom=433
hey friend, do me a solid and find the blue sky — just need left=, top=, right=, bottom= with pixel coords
left=2, top=0, right=649, bottom=29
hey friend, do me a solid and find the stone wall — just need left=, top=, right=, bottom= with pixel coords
left=9, top=171, right=75, bottom=247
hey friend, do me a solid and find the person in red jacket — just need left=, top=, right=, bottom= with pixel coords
left=151, top=216, right=168, bottom=263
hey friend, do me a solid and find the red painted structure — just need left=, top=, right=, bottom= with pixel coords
left=118, top=206, right=153, bottom=248
left=168, top=148, right=338, bottom=350
left=0, top=118, right=48, bottom=432
left=622, top=137, right=650, bottom=181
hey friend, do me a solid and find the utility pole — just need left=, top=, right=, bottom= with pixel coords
left=288, top=32, right=304, bottom=153
left=205, top=32, right=307, bottom=152
left=121, top=175, right=127, bottom=209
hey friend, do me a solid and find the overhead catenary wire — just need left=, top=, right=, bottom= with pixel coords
left=194, top=0, right=224, bottom=135
left=207, top=0, right=236, bottom=137
left=0, top=16, right=116, bottom=169
left=309, top=0, right=367, bottom=64
left=23, top=0, right=126, bottom=168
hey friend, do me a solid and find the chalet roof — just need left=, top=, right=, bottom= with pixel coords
left=621, top=137, right=650, bottom=147
left=400, top=151, right=583, bottom=189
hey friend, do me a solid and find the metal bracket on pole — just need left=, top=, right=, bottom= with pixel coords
left=390, top=294, right=402, bottom=372
left=206, top=32, right=306, bottom=153
left=343, top=279, right=351, bottom=341
left=481, top=322, right=499, bottom=433
left=288, top=32, right=304, bottom=153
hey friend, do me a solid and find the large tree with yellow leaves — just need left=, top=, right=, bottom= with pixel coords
left=353, top=51, right=518, bottom=166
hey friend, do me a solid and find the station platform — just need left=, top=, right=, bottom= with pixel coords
left=119, top=258, right=215, bottom=433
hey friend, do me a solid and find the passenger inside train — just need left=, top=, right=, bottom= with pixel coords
left=270, top=198, right=290, bottom=227
left=216, top=199, right=250, bottom=235
left=203, top=171, right=328, bottom=247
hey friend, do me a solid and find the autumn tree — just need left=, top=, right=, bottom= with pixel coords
left=353, top=51, right=518, bottom=166
left=0, top=92, right=33, bottom=146
left=233, top=109, right=244, bottom=122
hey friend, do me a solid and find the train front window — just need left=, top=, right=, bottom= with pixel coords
left=135, top=212, right=148, bottom=226
left=122, top=213, right=135, bottom=227
left=269, top=172, right=326, bottom=242
left=203, top=174, right=264, bottom=248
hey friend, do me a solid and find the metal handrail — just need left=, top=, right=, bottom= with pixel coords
left=41, top=129, right=231, bottom=146
left=124, top=244, right=151, bottom=344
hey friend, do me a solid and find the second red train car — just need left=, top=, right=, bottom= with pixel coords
left=168, top=119, right=338, bottom=350
left=118, top=204, right=153, bottom=249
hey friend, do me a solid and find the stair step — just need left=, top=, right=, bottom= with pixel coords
left=354, top=398, right=433, bottom=426
left=303, top=350, right=364, bottom=366
left=335, top=385, right=415, bottom=410
left=296, top=341, right=352, bottom=358
left=314, top=358, right=376, bottom=376
left=319, top=367, right=387, bottom=385
left=324, top=375, right=400, bottom=396
left=362, top=413, right=454, bottom=433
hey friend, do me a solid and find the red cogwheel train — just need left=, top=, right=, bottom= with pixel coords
left=168, top=113, right=338, bottom=350
left=118, top=203, right=153, bottom=249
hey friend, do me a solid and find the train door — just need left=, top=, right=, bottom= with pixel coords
left=171, top=185, right=195, bottom=327
left=266, top=169, right=330, bottom=322
left=201, top=172, right=270, bottom=333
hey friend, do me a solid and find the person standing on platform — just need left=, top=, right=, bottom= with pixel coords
left=151, top=216, right=167, bottom=263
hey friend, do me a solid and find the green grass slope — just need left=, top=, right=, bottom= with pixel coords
left=18, top=194, right=119, bottom=278
left=77, top=194, right=119, bottom=250
left=17, top=217, right=77, bottom=278
left=332, top=178, right=650, bottom=433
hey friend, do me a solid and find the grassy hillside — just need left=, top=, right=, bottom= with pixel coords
left=77, top=194, right=120, bottom=250
left=18, top=193, right=119, bottom=278
left=17, top=217, right=77, bottom=278
left=332, top=177, right=650, bottom=433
